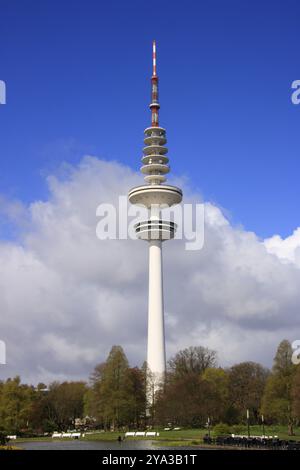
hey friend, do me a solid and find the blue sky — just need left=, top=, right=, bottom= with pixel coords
left=0, top=0, right=299, bottom=238
left=2, top=1, right=300, bottom=381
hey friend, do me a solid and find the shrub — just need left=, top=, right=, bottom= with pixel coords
left=231, top=424, right=244, bottom=434
left=213, top=423, right=231, bottom=437
left=0, top=432, right=9, bottom=446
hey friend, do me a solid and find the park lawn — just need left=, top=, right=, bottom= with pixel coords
left=82, top=429, right=207, bottom=442
left=83, top=426, right=300, bottom=443
left=12, top=426, right=300, bottom=445
left=15, top=436, right=81, bottom=443
left=15, top=437, right=55, bottom=442
left=229, top=425, right=300, bottom=441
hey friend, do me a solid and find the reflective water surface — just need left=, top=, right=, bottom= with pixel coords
left=18, top=439, right=199, bottom=450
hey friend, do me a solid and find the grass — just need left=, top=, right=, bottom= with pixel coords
left=82, top=426, right=300, bottom=446
left=12, top=426, right=300, bottom=447
left=152, top=439, right=202, bottom=447
left=15, top=436, right=84, bottom=443
left=229, top=425, right=300, bottom=441
left=0, top=445, right=22, bottom=451
left=81, top=428, right=206, bottom=442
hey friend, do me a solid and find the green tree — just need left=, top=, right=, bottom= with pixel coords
left=228, top=362, right=269, bottom=423
left=123, top=367, right=146, bottom=428
left=273, top=340, right=295, bottom=376
left=155, top=372, right=213, bottom=427
left=0, top=376, right=35, bottom=434
left=202, top=367, right=230, bottom=423
left=292, top=365, right=300, bottom=419
left=84, top=362, right=106, bottom=426
left=261, top=340, right=296, bottom=435
left=31, top=381, right=87, bottom=431
left=87, top=346, right=130, bottom=430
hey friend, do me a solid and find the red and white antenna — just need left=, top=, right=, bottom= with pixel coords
left=150, top=40, right=160, bottom=127
left=152, top=40, right=157, bottom=77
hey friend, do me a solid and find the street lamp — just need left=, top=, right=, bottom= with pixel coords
left=246, top=409, right=250, bottom=438
left=207, top=417, right=211, bottom=439
left=262, top=414, right=265, bottom=437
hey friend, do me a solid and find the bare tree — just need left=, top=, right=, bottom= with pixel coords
left=168, top=346, right=217, bottom=378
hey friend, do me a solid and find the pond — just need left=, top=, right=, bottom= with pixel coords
left=17, top=439, right=199, bottom=450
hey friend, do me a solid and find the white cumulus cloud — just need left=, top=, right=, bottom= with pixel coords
left=0, top=156, right=299, bottom=384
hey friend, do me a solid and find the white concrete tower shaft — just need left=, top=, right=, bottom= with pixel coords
left=147, top=239, right=166, bottom=376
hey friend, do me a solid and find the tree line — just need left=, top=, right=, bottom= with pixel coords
left=0, top=340, right=300, bottom=436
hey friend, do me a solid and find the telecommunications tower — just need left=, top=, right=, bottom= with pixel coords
left=128, top=42, right=183, bottom=384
